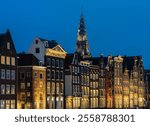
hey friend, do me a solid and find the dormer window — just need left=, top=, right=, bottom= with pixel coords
left=7, top=42, right=10, bottom=50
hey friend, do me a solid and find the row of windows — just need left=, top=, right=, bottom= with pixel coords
left=46, top=58, right=64, bottom=68
left=81, top=87, right=89, bottom=95
left=0, top=100, right=15, bottom=109
left=20, top=72, right=31, bottom=79
left=0, top=84, right=15, bottom=95
left=47, top=96, right=64, bottom=109
left=73, top=85, right=80, bottom=95
left=114, top=62, right=122, bottom=68
left=72, top=66, right=80, bottom=74
left=90, top=73, right=99, bottom=80
left=90, top=98, right=99, bottom=108
left=1, top=69, right=15, bottom=80
left=90, top=82, right=99, bottom=88
left=114, top=69, right=122, bottom=76
left=72, top=76, right=80, bottom=84
left=20, top=82, right=31, bottom=89
left=90, top=90, right=99, bottom=97
left=0, top=56, right=15, bottom=66
left=47, top=70, right=63, bottom=80
left=81, top=75, right=89, bottom=85
left=47, top=82, right=64, bottom=95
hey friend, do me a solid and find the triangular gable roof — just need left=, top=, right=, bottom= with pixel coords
left=52, top=45, right=67, bottom=54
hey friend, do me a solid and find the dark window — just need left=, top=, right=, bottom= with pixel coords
left=60, top=60, right=64, bottom=68
left=34, top=72, right=37, bottom=77
left=56, top=60, right=59, bottom=68
left=47, top=69, right=50, bottom=80
left=20, top=73, right=25, bottom=79
left=56, top=71, right=59, bottom=79
left=47, top=58, right=51, bottom=66
left=27, top=72, right=30, bottom=77
left=35, top=40, right=38, bottom=44
left=35, top=48, right=40, bottom=53
left=40, top=73, right=43, bottom=79
left=52, top=59, right=55, bottom=67
left=60, top=71, right=63, bottom=79
left=52, top=71, right=55, bottom=79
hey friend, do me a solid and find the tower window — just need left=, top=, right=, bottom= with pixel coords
left=35, top=48, right=40, bottom=53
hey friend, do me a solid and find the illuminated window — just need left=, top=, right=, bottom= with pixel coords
left=11, top=100, right=15, bottom=109
left=52, top=97, right=55, bottom=109
left=6, top=70, right=10, bottom=80
left=20, top=83, right=25, bottom=89
left=6, top=56, right=10, bottom=65
left=52, top=82, right=55, bottom=94
left=1, top=56, right=5, bottom=64
left=60, top=83, right=63, bottom=94
left=6, top=100, right=10, bottom=109
left=1, top=69, right=5, bottom=79
left=11, top=85, right=15, bottom=94
left=0, top=100, right=5, bottom=109
left=11, top=70, right=15, bottom=80
left=1, top=85, right=5, bottom=94
left=56, top=97, right=59, bottom=109
left=60, top=97, right=64, bottom=108
left=11, top=57, right=15, bottom=66
left=27, top=82, right=30, bottom=87
left=47, top=82, right=50, bottom=94
left=27, top=92, right=31, bottom=97
left=56, top=83, right=59, bottom=94
left=6, top=85, right=10, bottom=94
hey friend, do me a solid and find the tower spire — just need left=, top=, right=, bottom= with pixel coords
left=76, top=14, right=91, bottom=58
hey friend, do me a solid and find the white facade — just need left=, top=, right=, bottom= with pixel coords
left=28, top=37, right=46, bottom=64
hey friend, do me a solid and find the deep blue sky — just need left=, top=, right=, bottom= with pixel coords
left=0, top=0, right=150, bottom=68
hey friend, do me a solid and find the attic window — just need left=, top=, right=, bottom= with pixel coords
left=35, top=40, right=38, bottom=44
left=35, top=48, right=40, bottom=53
left=7, top=42, right=10, bottom=50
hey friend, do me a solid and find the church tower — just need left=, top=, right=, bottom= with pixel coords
left=76, top=14, right=91, bottom=58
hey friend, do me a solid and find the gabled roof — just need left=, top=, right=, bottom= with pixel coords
left=0, top=30, right=17, bottom=55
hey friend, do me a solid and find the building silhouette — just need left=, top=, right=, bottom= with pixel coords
left=0, top=14, right=147, bottom=109
left=0, top=30, right=17, bottom=109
